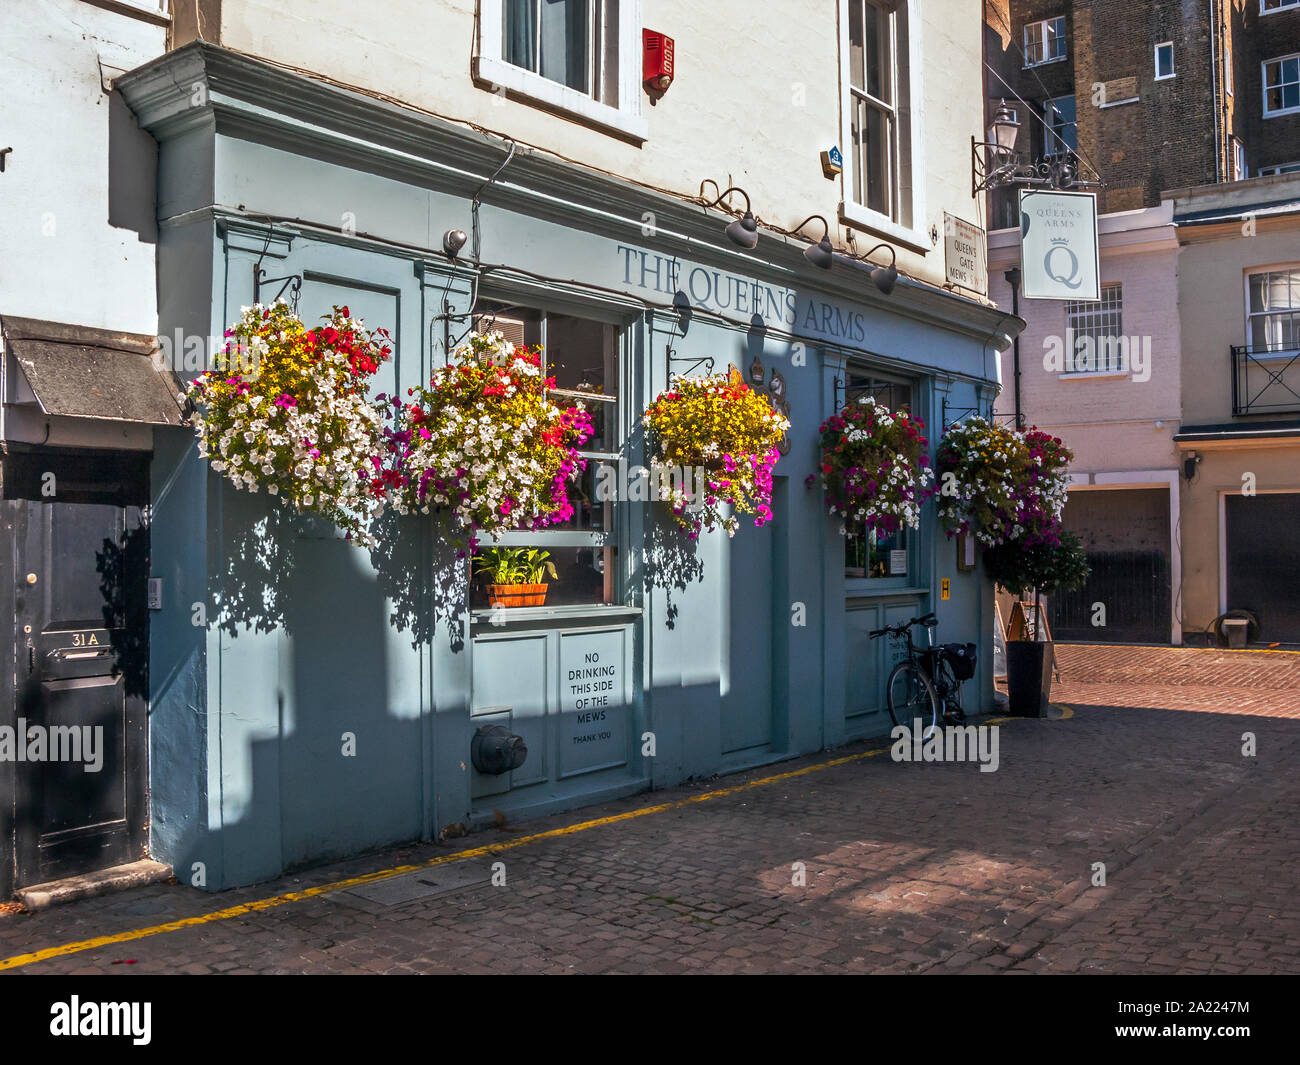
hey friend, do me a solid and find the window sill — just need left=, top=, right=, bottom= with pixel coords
left=1099, top=96, right=1140, bottom=108
left=1061, top=370, right=1131, bottom=380
left=474, top=56, right=648, bottom=142
left=472, top=603, right=642, bottom=626
left=838, top=201, right=930, bottom=254
left=1023, top=57, right=1068, bottom=69
left=1264, top=106, right=1300, bottom=119
left=845, top=583, right=929, bottom=599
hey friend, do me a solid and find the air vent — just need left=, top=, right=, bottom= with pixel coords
left=474, top=315, right=527, bottom=349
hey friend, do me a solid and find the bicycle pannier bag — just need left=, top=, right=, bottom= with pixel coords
left=943, top=642, right=978, bottom=681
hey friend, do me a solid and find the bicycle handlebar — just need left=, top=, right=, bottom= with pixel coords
left=869, top=612, right=938, bottom=639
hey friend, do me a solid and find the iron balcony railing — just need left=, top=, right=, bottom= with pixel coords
left=1230, top=344, right=1300, bottom=416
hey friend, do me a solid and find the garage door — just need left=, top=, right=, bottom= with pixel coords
left=1225, top=493, right=1300, bottom=643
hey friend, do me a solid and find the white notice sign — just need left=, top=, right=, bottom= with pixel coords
left=944, top=214, right=988, bottom=295
left=1018, top=189, right=1100, bottom=302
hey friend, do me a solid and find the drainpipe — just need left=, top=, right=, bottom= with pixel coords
left=1210, top=0, right=1222, bottom=182
left=1004, top=266, right=1023, bottom=427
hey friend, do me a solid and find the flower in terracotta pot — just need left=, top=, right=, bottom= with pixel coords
left=473, top=547, right=559, bottom=608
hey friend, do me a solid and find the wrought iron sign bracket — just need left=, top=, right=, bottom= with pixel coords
left=253, top=264, right=302, bottom=312
left=832, top=374, right=875, bottom=411
left=666, top=349, right=714, bottom=384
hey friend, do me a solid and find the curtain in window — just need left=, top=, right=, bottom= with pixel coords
left=540, top=0, right=589, bottom=93
left=505, top=0, right=538, bottom=71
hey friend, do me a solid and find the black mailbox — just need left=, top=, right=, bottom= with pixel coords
left=471, top=724, right=527, bottom=776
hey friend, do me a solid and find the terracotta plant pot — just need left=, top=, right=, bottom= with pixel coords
left=486, top=583, right=548, bottom=608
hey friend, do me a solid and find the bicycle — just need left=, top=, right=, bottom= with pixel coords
left=869, top=613, right=977, bottom=740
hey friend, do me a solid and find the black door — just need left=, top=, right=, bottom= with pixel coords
left=1048, top=488, right=1172, bottom=644
left=1226, top=493, right=1300, bottom=643
left=6, top=453, right=149, bottom=888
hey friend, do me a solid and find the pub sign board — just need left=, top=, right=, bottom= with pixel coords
left=1018, top=189, right=1101, bottom=302
left=944, top=213, right=988, bottom=296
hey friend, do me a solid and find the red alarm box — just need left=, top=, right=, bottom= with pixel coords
left=643, top=29, right=674, bottom=91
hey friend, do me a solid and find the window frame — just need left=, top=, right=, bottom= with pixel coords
left=1023, top=16, right=1067, bottom=68
left=469, top=296, right=633, bottom=610
left=1263, top=53, right=1300, bottom=118
left=1244, top=265, right=1300, bottom=358
left=836, top=0, right=929, bottom=252
left=477, top=0, right=648, bottom=140
left=1043, top=94, right=1078, bottom=158
left=1259, top=161, right=1300, bottom=175
left=1155, top=42, right=1175, bottom=81
left=839, top=366, right=923, bottom=588
left=1063, top=283, right=1126, bottom=377
left=1232, top=138, right=1249, bottom=181
left=1262, top=0, right=1300, bottom=14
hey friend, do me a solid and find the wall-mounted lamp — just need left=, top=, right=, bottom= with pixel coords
left=972, top=97, right=1102, bottom=195
left=698, top=182, right=759, bottom=249
left=848, top=243, right=898, bottom=295
left=442, top=228, right=468, bottom=258
left=1182, top=452, right=1201, bottom=481
left=792, top=214, right=835, bottom=270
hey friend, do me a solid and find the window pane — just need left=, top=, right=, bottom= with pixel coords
left=539, top=0, right=589, bottom=92
left=543, top=314, right=617, bottom=454
left=846, top=522, right=908, bottom=578
left=1046, top=95, right=1077, bottom=153
left=504, top=0, right=539, bottom=72
left=1024, top=25, right=1042, bottom=66
left=1047, top=17, right=1065, bottom=59
left=864, top=2, right=888, bottom=103
left=849, top=0, right=865, bottom=91
left=854, top=98, right=892, bottom=215
left=546, top=459, right=611, bottom=532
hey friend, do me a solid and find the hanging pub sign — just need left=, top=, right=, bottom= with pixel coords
left=944, top=213, right=988, bottom=296
left=1018, top=189, right=1100, bottom=302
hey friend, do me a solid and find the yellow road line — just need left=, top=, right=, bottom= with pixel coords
left=1067, top=643, right=1300, bottom=656
left=1, top=741, right=907, bottom=972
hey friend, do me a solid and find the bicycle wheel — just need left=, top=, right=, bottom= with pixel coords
left=886, top=660, right=938, bottom=740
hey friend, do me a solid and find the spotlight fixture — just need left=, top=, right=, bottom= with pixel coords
left=698, top=182, right=759, bottom=249
left=442, top=228, right=468, bottom=257
left=792, top=214, right=835, bottom=270
left=852, top=242, right=898, bottom=295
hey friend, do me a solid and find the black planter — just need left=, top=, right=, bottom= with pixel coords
left=1005, top=640, right=1054, bottom=717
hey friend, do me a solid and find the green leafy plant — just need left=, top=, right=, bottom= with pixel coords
left=982, top=529, right=1090, bottom=599
left=472, top=547, right=558, bottom=585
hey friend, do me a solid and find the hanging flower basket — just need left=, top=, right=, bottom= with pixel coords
left=186, top=301, right=391, bottom=545
left=935, top=417, right=1072, bottom=548
left=641, top=369, right=790, bottom=538
left=382, top=330, right=593, bottom=545
left=816, top=394, right=935, bottom=535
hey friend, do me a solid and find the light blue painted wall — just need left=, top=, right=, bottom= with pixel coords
left=147, top=126, right=1002, bottom=891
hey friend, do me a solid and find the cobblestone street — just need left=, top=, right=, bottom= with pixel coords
left=2, top=644, right=1298, bottom=975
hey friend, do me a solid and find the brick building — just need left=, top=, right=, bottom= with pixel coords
left=984, top=0, right=1300, bottom=225
left=983, top=0, right=1300, bottom=647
